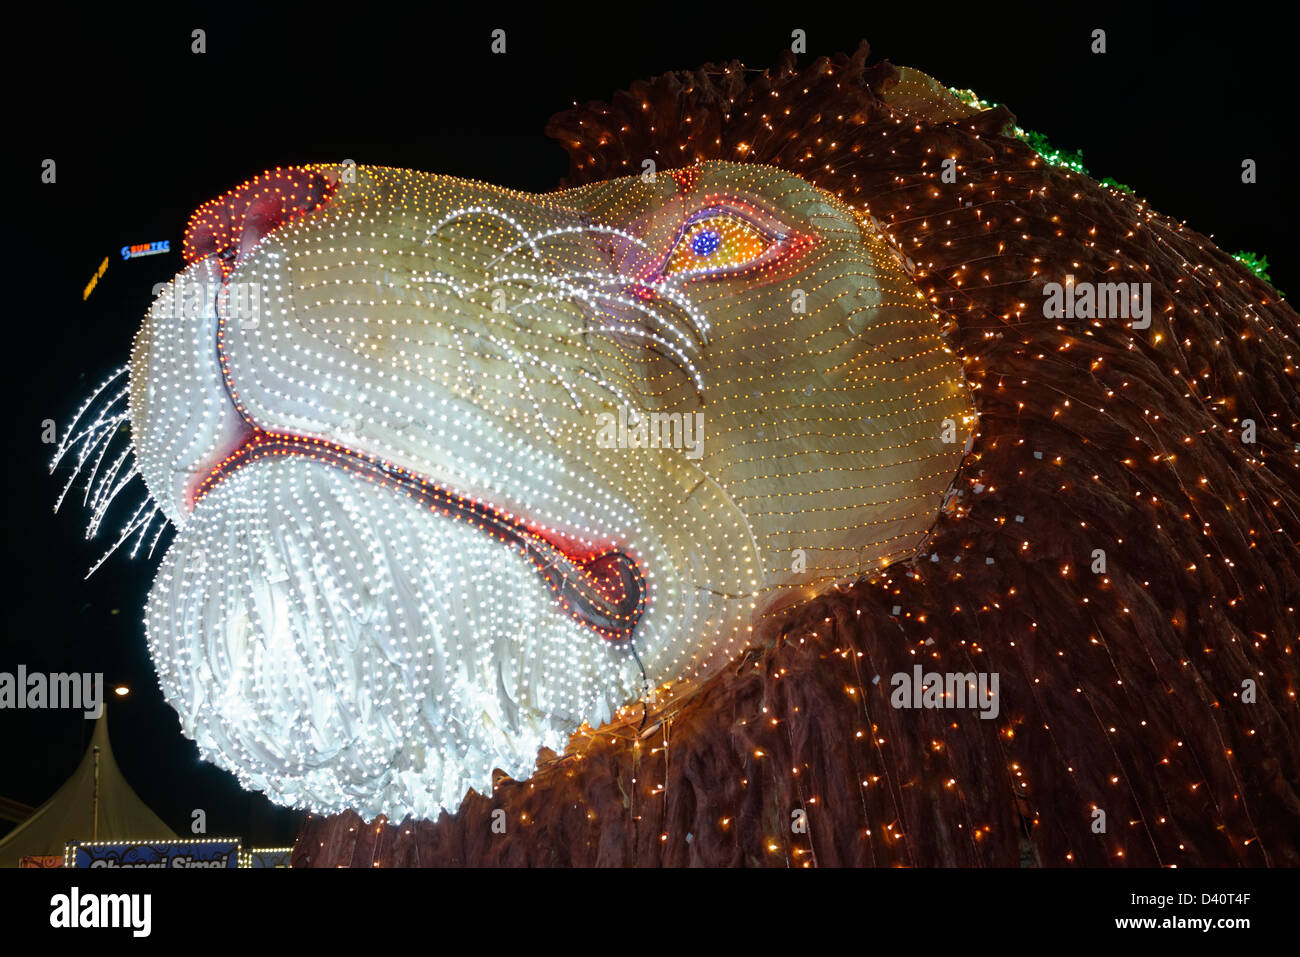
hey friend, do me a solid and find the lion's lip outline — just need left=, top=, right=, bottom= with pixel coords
left=191, top=427, right=647, bottom=643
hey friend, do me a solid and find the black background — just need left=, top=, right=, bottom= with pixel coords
left=3, top=4, right=1294, bottom=849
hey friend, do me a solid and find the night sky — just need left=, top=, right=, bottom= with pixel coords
left=3, top=6, right=1293, bottom=848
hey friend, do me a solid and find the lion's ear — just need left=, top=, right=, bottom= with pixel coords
left=877, top=66, right=980, bottom=125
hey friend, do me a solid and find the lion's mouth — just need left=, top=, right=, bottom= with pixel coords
left=175, top=164, right=647, bottom=646
left=192, top=429, right=646, bottom=643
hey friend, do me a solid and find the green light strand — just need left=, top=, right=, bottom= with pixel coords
left=951, top=88, right=1088, bottom=176
left=1232, top=251, right=1283, bottom=294
left=949, top=86, right=1285, bottom=297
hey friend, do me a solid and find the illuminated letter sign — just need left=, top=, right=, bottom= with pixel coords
left=65, top=839, right=241, bottom=868
left=120, top=240, right=172, bottom=260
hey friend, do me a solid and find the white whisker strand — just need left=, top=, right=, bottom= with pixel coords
left=56, top=437, right=105, bottom=512
left=60, top=409, right=129, bottom=463
left=513, top=282, right=700, bottom=361
left=55, top=404, right=128, bottom=496
left=584, top=288, right=703, bottom=359
left=576, top=368, right=637, bottom=413
left=530, top=269, right=713, bottom=343
left=87, top=466, right=140, bottom=539
left=54, top=415, right=127, bottom=513
left=146, top=516, right=170, bottom=559
left=85, top=440, right=132, bottom=511
left=52, top=401, right=130, bottom=477
left=49, top=365, right=129, bottom=469
left=499, top=272, right=706, bottom=395
left=587, top=324, right=706, bottom=393
left=128, top=506, right=163, bottom=560
left=408, top=270, right=473, bottom=300
left=488, top=223, right=651, bottom=268
left=409, top=265, right=706, bottom=399
left=85, top=496, right=154, bottom=579
left=76, top=422, right=125, bottom=502
left=421, top=206, right=538, bottom=256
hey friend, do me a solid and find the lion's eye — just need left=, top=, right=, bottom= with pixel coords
left=661, top=208, right=785, bottom=279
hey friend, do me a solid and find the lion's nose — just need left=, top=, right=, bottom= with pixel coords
left=182, top=165, right=338, bottom=277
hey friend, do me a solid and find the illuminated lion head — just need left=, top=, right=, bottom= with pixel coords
left=75, top=155, right=970, bottom=819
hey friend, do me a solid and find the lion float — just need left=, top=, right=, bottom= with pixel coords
left=55, top=45, right=1299, bottom=866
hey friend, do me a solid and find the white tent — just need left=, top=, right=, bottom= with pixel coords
left=0, top=712, right=177, bottom=866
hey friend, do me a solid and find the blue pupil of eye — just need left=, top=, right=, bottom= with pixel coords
left=690, top=229, right=722, bottom=257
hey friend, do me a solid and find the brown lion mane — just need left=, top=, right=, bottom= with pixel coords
left=293, top=43, right=1300, bottom=867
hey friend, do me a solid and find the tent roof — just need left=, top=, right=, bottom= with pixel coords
left=0, top=712, right=177, bottom=866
